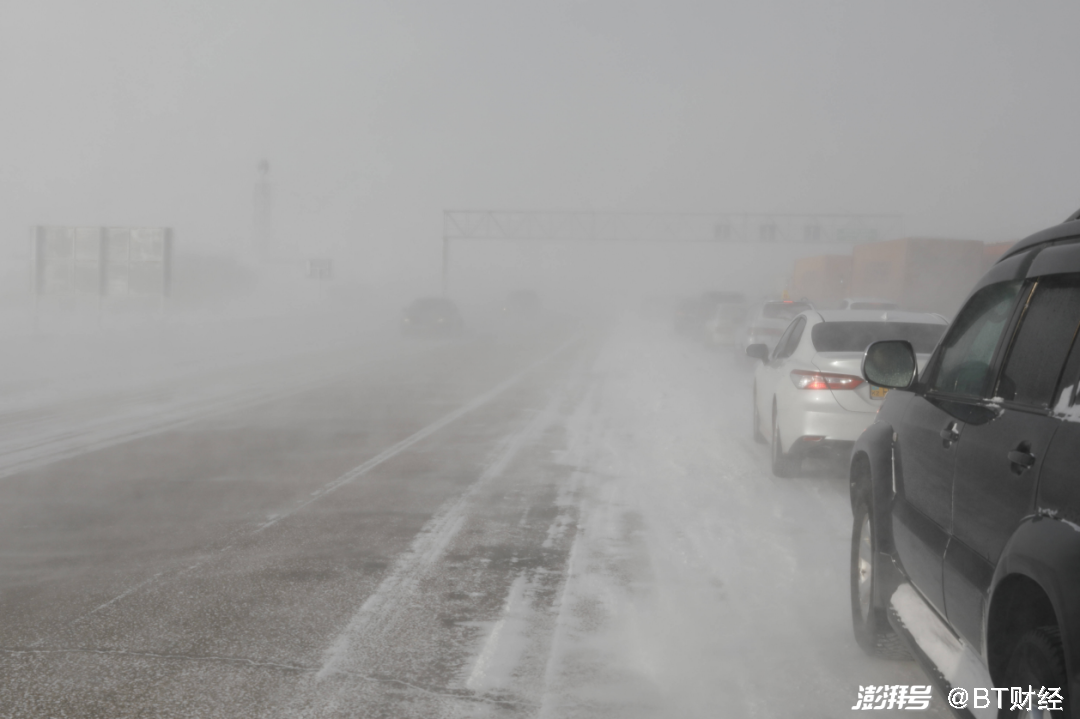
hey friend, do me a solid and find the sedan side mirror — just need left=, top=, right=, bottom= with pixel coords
left=745, top=343, right=769, bottom=362
left=862, top=340, right=917, bottom=390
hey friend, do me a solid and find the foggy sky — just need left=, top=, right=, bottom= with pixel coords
left=2, top=1, right=1078, bottom=281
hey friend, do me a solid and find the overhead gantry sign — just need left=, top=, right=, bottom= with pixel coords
left=440, top=210, right=903, bottom=294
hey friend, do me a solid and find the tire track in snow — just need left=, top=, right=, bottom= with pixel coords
left=311, top=388, right=566, bottom=686
left=29, top=335, right=581, bottom=649
left=532, top=318, right=945, bottom=718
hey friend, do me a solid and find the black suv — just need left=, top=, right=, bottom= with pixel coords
left=850, top=211, right=1080, bottom=717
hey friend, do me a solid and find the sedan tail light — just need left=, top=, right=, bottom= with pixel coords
left=789, top=369, right=864, bottom=390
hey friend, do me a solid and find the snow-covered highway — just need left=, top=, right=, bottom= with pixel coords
left=0, top=315, right=952, bottom=717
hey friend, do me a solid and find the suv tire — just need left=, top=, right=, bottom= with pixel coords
left=850, top=498, right=908, bottom=659
left=1001, top=627, right=1068, bottom=717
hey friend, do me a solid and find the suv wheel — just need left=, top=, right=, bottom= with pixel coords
left=770, top=408, right=798, bottom=477
left=850, top=498, right=907, bottom=659
left=1002, top=627, right=1068, bottom=717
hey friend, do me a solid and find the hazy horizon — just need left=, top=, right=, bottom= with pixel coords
left=2, top=1, right=1078, bottom=290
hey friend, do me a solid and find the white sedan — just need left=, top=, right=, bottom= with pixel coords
left=741, top=299, right=814, bottom=355
left=747, top=310, right=948, bottom=477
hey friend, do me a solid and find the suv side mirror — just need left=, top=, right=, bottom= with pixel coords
left=745, top=343, right=769, bottom=362
left=862, top=340, right=917, bottom=390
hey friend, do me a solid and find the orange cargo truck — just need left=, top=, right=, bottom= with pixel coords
left=849, top=237, right=986, bottom=317
left=789, top=255, right=852, bottom=308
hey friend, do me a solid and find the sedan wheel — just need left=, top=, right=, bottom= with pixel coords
left=770, top=409, right=798, bottom=478
left=752, top=390, right=767, bottom=444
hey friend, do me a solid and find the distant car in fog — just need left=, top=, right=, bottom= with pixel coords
left=501, top=290, right=541, bottom=317
left=401, top=297, right=464, bottom=337
left=836, top=297, right=900, bottom=311
left=746, top=310, right=947, bottom=477
left=673, top=297, right=705, bottom=336
left=705, top=299, right=748, bottom=347
left=674, top=291, right=744, bottom=340
left=741, top=299, right=814, bottom=355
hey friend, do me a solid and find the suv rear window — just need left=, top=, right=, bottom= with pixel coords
left=762, top=302, right=812, bottom=320
left=811, top=322, right=946, bottom=353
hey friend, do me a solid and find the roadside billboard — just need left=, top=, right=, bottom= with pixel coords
left=32, top=226, right=172, bottom=298
left=306, top=258, right=333, bottom=280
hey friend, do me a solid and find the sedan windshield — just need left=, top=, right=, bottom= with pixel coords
left=812, top=322, right=946, bottom=353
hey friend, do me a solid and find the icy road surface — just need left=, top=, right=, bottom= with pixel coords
left=0, top=316, right=951, bottom=717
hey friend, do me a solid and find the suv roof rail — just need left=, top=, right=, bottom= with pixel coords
left=1000, top=211, right=1080, bottom=262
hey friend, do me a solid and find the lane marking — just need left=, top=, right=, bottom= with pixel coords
left=0, top=377, right=331, bottom=480
left=537, top=482, right=586, bottom=719
left=33, top=334, right=581, bottom=646
left=254, top=334, right=580, bottom=535
left=0, top=339, right=443, bottom=480
left=466, top=571, right=529, bottom=692
left=313, top=387, right=566, bottom=683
